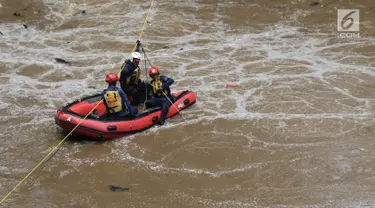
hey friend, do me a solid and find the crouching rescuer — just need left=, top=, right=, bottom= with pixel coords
left=145, top=66, right=174, bottom=125
left=101, top=73, right=138, bottom=117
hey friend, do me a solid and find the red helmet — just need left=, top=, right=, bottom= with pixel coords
left=105, top=73, right=119, bottom=84
left=148, top=66, right=160, bottom=77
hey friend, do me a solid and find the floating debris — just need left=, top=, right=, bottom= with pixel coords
left=13, top=12, right=21, bottom=17
left=310, top=1, right=320, bottom=6
left=180, top=48, right=183, bottom=50
left=55, top=58, right=72, bottom=65
left=0, top=32, right=3, bottom=36
left=108, top=185, right=129, bottom=192
left=359, top=148, right=368, bottom=152
left=225, top=84, right=240, bottom=88
left=23, top=24, right=28, bottom=29
left=162, top=46, right=169, bottom=49
left=81, top=10, right=86, bottom=14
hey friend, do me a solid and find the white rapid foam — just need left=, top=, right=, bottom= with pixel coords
left=1, top=1, right=375, bottom=207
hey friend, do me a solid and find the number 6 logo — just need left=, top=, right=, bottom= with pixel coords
left=337, top=9, right=359, bottom=32
left=341, top=11, right=356, bottom=30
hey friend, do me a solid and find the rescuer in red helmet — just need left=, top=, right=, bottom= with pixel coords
left=145, top=66, right=174, bottom=125
left=101, top=73, right=138, bottom=117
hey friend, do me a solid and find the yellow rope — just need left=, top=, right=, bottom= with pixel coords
left=0, top=0, right=155, bottom=205
left=0, top=100, right=102, bottom=205
left=120, top=0, right=155, bottom=75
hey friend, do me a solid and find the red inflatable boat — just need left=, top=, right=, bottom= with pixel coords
left=55, top=90, right=197, bottom=140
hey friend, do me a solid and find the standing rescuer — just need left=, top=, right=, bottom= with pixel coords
left=101, top=73, right=138, bottom=117
left=146, top=66, right=174, bottom=125
left=119, top=40, right=146, bottom=105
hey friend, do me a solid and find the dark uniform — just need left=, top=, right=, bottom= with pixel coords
left=146, top=75, right=175, bottom=125
left=101, top=73, right=138, bottom=117
left=119, top=43, right=146, bottom=105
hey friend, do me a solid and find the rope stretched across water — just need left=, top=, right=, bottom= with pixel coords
left=0, top=0, right=156, bottom=205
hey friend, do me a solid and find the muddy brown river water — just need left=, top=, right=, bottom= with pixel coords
left=1, top=0, right=375, bottom=207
